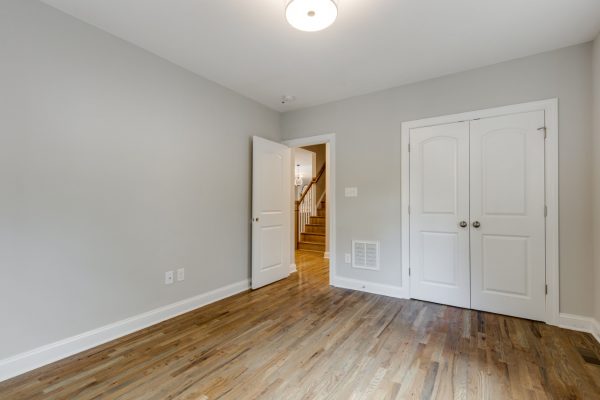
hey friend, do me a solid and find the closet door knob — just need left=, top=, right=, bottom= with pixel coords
left=459, top=221, right=468, bottom=228
left=472, top=221, right=481, bottom=228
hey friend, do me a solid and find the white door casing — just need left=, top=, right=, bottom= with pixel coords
left=409, top=122, right=471, bottom=308
left=469, top=111, right=546, bottom=321
left=252, top=136, right=291, bottom=289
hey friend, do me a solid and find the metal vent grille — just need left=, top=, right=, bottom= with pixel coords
left=352, top=240, right=379, bottom=270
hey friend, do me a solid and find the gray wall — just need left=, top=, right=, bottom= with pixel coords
left=302, top=144, right=327, bottom=201
left=593, top=34, right=600, bottom=322
left=302, top=144, right=326, bottom=174
left=282, top=43, right=595, bottom=317
left=0, top=0, right=280, bottom=359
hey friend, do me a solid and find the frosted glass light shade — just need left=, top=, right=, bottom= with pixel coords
left=286, top=0, right=338, bottom=32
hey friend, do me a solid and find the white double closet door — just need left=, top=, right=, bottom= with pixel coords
left=409, top=111, right=546, bottom=321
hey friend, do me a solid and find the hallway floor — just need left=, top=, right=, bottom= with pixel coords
left=2, top=251, right=600, bottom=399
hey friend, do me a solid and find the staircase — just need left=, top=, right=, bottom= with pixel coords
left=296, top=163, right=326, bottom=254
left=298, top=198, right=326, bottom=252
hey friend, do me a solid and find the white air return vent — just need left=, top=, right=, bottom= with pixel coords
left=352, top=240, right=380, bottom=270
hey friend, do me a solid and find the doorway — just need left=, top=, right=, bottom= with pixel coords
left=285, top=134, right=336, bottom=285
left=293, top=144, right=328, bottom=279
left=251, top=134, right=336, bottom=290
left=294, top=145, right=327, bottom=253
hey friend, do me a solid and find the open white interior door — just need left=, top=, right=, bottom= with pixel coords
left=252, top=136, right=291, bottom=289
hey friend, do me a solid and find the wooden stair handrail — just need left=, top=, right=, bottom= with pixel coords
left=296, top=163, right=326, bottom=206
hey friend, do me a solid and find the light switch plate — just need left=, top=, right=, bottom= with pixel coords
left=344, top=253, right=352, bottom=263
left=177, top=268, right=185, bottom=282
left=345, top=187, right=358, bottom=197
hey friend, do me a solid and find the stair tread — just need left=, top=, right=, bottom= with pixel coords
left=302, top=232, right=325, bottom=236
left=298, top=240, right=325, bottom=245
left=306, top=223, right=325, bottom=226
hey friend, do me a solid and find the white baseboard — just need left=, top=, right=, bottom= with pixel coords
left=289, top=264, right=297, bottom=273
left=593, top=319, right=600, bottom=343
left=323, top=252, right=330, bottom=259
left=332, top=275, right=408, bottom=299
left=557, top=313, right=600, bottom=343
left=0, top=279, right=250, bottom=383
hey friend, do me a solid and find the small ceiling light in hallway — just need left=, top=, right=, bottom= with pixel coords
left=286, top=0, right=338, bottom=32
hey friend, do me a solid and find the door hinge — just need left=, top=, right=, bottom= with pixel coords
left=538, top=127, right=547, bottom=139
left=408, top=143, right=411, bottom=152
left=544, top=205, right=548, bottom=218
left=408, top=205, right=411, bottom=214
left=409, top=267, right=411, bottom=277
left=545, top=284, right=548, bottom=295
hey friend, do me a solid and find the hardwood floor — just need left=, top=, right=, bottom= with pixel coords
left=2, top=251, right=600, bottom=399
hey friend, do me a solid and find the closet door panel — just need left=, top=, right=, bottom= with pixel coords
left=409, top=122, right=470, bottom=308
left=470, top=111, right=546, bottom=321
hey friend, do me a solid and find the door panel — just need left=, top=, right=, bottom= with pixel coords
left=421, top=138, right=459, bottom=214
left=252, top=136, right=291, bottom=289
left=470, top=111, right=546, bottom=321
left=409, top=122, right=470, bottom=308
left=421, top=232, right=458, bottom=286
left=481, top=235, right=529, bottom=296
left=482, top=130, right=527, bottom=215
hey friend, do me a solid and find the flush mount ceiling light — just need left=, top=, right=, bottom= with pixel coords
left=286, top=0, right=338, bottom=32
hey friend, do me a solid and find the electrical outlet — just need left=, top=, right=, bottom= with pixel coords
left=345, top=253, right=351, bottom=264
left=177, top=268, right=185, bottom=282
left=165, top=271, right=174, bottom=285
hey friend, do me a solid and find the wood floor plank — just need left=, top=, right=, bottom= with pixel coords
left=1, top=251, right=600, bottom=399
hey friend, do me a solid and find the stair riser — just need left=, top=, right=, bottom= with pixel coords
left=317, top=209, right=326, bottom=217
left=298, top=242, right=325, bottom=252
left=304, top=225, right=325, bottom=234
left=301, top=233, right=325, bottom=244
left=310, top=216, right=325, bottom=225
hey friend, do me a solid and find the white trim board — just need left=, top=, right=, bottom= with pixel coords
left=593, top=319, right=600, bottom=343
left=557, top=314, right=600, bottom=343
left=332, top=276, right=408, bottom=299
left=284, top=133, right=336, bottom=287
left=401, top=98, right=560, bottom=326
left=0, top=279, right=250, bottom=383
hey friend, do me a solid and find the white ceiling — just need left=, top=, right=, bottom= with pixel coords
left=41, top=0, right=600, bottom=111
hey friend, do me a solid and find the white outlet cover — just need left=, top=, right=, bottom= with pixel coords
left=345, top=187, right=358, bottom=197
left=345, top=253, right=352, bottom=263
left=177, top=268, right=185, bottom=281
left=165, top=271, right=174, bottom=285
